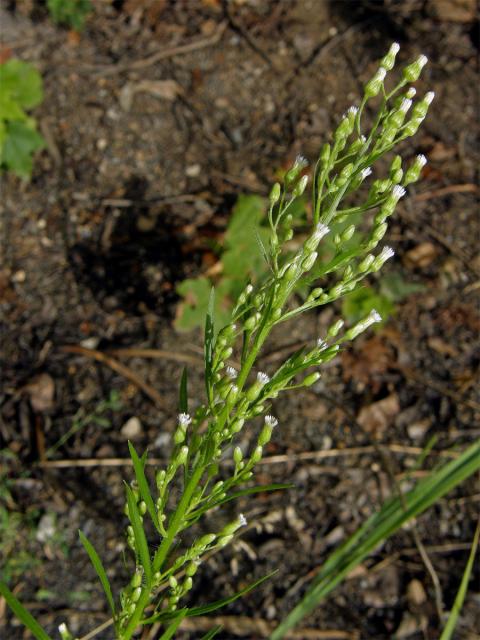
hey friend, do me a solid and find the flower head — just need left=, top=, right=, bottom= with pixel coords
left=392, top=185, right=406, bottom=200
left=239, top=513, right=248, bottom=527
left=264, top=415, right=278, bottom=428
left=418, top=54, right=428, bottom=68
left=226, top=366, right=238, bottom=380
left=424, top=91, right=435, bottom=104
left=379, top=246, right=395, bottom=262
left=399, top=98, right=412, bottom=113
left=377, top=67, right=387, bottom=81
left=178, top=413, right=192, bottom=426
left=417, top=154, right=427, bottom=167
left=390, top=42, right=400, bottom=55
left=317, top=338, right=327, bottom=350
left=361, top=166, right=372, bottom=180
left=313, top=222, right=330, bottom=241
left=257, top=371, right=270, bottom=385
left=369, top=309, right=382, bottom=324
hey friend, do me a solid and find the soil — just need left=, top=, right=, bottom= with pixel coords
left=1, top=1, right=479, bottom=639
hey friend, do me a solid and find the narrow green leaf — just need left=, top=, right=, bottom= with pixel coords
left=204, top=287, right=215, bottom=404
left=179, top=367, right=188, bottom=413
left=0, top=582, right=52, bottom=640
left=158, top=610, right=187, bottom=639
left=440, top=519, right=480, bottom=640
left=125, top=483, right=152, bottom=581
left=128, top=442, right=161, bottom=535
left=78, top=531, right=116, bottom=616
left=272, top=440, right=480, bottom=639
left=199, top=625, right=223, bottom=639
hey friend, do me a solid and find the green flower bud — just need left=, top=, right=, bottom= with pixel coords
left=176, top=446, right=189, bottom=466
left=303, top=371, right=321, bottom=387
left=372, top=222, right=388, bottom=241
left=258, top=415, right=278, bottom=446
left=244, top=315, right=257, bottom=331
left=131, top=587, right=142, bottom=602
left=183, top=577, right=193, bottom=591
left=269, top=182, right=281, bottom=205
left=218, top=534, right=234, bottom=548
left=327, top=319, right=344, bottom=337
left=358, top=254, right=375, bottom=272
left=403, top=154, right=427, bottom=185
left=186, top=560, right=200, bottom=577
left=341, top=224, right=356, bottom=243
left=169, top=575, right=178, bottom=590
left=131, top=571, right=142, bottom=588
left=233, top=446, right=243, bottom=465
left=197, top=533, right=216, bottom=549
left=285, top=155, right=308, bottom=188
left=380, top=42, right=400, bottom=71
left=402, top=54, right=428, bottom=83
left=364, top=67, right=387, bottom=98
left=293, top=174, right=308, bottom=197
left=251, top=445, right=263, bottom=464
left=138, top=501, right=147, bottom=515
left=58, top=624, right=73, bottom=640
left=301, top=251, right=318, bottom=271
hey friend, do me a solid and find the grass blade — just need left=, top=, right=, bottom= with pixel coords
left=78, top=530, right=116, bottom=616
left=128, top=441, right=161, bottom=535
left=125, top=483, right=152, bottom=582
left=272, top=440, right=480, bottom=639
left=179, top=367, right=188, bottom=413
left=439, top=518, right=480, bottom=640
left=199, top=625, right=223, bottom=639
left=204, top=287, right=215, bottom=405
left=158, top=610, right=187, bottom=639
left=0, top=582, right=53, bottom=640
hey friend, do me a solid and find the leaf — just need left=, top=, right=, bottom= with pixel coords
left=143, top=571, right=277, bottom=623
left=128, top=442, right=161, bottom=535
left=0, top=59, right=43, bottom=108
left=199, top=626, right=223, bottom=639
left=379, top=271, right=425, bottom=302
left=78, top=531, right=116, bottom=616
left=272, top=439, right=480, bottom=639
left=204, top=286, right=215, bottom=404
left=439, top=519, right=480, bottom=640
left=0, top=581, right=53, bottom=640
left=179, top=367, right=188, bottom=413
left=2, top=120, right=44, bottom=178
left=125, top=483, right=152, bottom=581
left=158, top=610, right=187, bottom=639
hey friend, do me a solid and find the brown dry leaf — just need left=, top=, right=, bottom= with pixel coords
left=357, top=394, right=400, bottom=438
left=341, top=336, right=393, bottom=387
left=25, top=373, right=55, bottom=412
left=119, top=80, right=183, bottom=111
left=427, top=336, right=459, bottom=357
left=404, top=242, right=437, bottom=269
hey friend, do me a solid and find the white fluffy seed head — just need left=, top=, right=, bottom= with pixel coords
left=400, top=98, right=412, bottom=113
left=392, top=185, right=406, bottom=200
left=226, top=366, right=238, bottom=379
left=178, top=413, right=192, bottom=426
left=265, top=415, right=278, bottom=427
left=424, top=91, right=435, bottom=104
left=257, top=371, right=270, bottom=385
left=417, top=154, right=427, bottom=167
left=239, top=513, right=247, bottom=527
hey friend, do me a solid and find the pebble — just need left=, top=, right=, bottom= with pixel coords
left=36, top=513, right=56, bottom=543
left=121, top=416, right=142, bottom=439
left=185, top=164, right=201, bottom=177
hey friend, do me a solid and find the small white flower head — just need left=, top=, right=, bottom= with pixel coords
left=226, top=366, right=238, bottom=380
left=295, top=154, right=308, bottom=168
left=379, top=246, right=395, bottom=262
left=347, top=106, right=358, bottom=117
left=361, top=166, right=372, bottom=180
left=424, top=91, right=435, bottom=105
left=59, top=625, right=68, bottom=635
left=390, top=42, right=400, bottom=55
left=418, top=54, right=428, bottom=68
left=399, top=98, right=412, bottom=113
left=257, top=371, right=270, bottom=385
left=239, top=513, right=247, bottom=527
left=406, top=87, right=416, bottom=99
left=265, top=415, right=278, bottom=428
left=313, top=222, right=330, bottom=241
left=392, top=185, right=406, bottom=200
left=417, top=154, right=427, bottom=168
left=230, top=385, right=239, bottom=395
left=178, top=413, right=192, bottom=426
left=246, top=284, right=254, bottom=294
left=360, top=135, right=367, bottom=143
left=377, top=67, right=387, bottom=81
left=317, top=338, right=327, bottom=350
left=369, top=309, right=382, bottom=324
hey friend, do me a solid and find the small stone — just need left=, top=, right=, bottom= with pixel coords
left=185, top=164, right=201, bottom=177
left=36, top=513, right=56, bottom=543
left=12, top=270, right=26, bottom=283
left=121, top=416, right=142, bottom=439
left=407, top=419, right=431, bottom=440
left=407, top=579, right=427, bottom=606
left=97, top=139, right=108, bottom=150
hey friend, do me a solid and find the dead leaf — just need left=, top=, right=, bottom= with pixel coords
left=404, top=242, right=437, bottom=269
left=427, top=336, right=459, bottom=357
left=119, top=79, right=183, bottom=111
left=25, top=373, right=55, bottom=412
left=341, top=336, right=393, bottom=388
left=357, top=394, right=400, bottom=438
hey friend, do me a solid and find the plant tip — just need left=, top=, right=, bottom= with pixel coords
left=392, top=185, right=406, bottom=200
left=418, top=54, right=428, bottom=67
left=369, top=309, right=382, bottom=323
left=226, top=366, right=238, bottom=379
left=178, top=413, right=192, bottom=426
left=257, top=371, right=270, bottom=385
left=400, top=98, right=412, bottom=113
left=391, top=42, right=400, bottom=54
left=424, top=91, right=435, bottom=104
left=239, top=513, right=247, bottom=527
left=265, top=415, right=278, bottom=427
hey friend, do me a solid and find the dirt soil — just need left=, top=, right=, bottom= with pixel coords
left=1, top=1, right=479, bottom=639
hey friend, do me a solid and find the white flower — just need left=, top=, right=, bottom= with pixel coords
left=239, top=513, right=247, bottom=527
left=257, top=371, right=270, bottom=385
left=424, top=91, right=435, bottom=104
left=399, top=98, right=412, bottom=113
left=406, top=87, right=416, bottom=99
left=392, top=185, right=406, bottom=200
left=417, top=154, right=427, bottom=167
left=361, top=167, right=372, bottom=180
left=264, top=415, right=278, bottom=427
left=313, top=222, right=330, bottom=241
left=226, top=366, right=238, bottom=379
left=418, top=54, right=428, bottom=68
left=347, top=106, right=358, bottom=117
left=316, top=338, right=327, bottom=350
left=369, top=309, right=382, bottom=324
left=360, top=135, right=367, bottom=143
left=178, top=413, right=192, bottom=426
left=379, top=246, right=395, bottom=262
left=246, top=284, right=253, bottom=294
left=390, top=42, right=400, bottom=55
left=59, top=625, right=68, bottom=635
left=295, top=154, right=307, bottom=167
left=377, top=67, right=387, bottom=81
